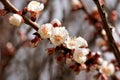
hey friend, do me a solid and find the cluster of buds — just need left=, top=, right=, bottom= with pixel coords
left=86, top=51, right=115, bottom=78
left=9, top=1, right=44, bottom=27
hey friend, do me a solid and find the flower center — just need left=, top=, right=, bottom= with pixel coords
left=54, top=35, right=62, bottom=42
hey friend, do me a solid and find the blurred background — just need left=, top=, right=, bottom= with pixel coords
left=0, top=0, right=120, bottom=80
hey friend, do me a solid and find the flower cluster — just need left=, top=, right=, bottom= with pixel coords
left=37, top=19, right=69, bottom=46
left=37, top=19, right=89, bottom=63
left=7, top=1, right=116, bottom=77
left=33, top=19, right=115, bottom=77
left=9, top=1, right=44, bottom=27
left=64, top=36, right=89, bottom=64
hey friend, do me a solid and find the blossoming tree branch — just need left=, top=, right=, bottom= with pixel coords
left=0, top=0, right=120, bottom=79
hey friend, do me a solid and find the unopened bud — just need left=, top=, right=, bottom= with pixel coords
left=51, top=19, right=61, bottom=27
left=9, top=14, right=23, bottom=27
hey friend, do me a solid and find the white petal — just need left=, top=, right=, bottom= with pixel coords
left=38, top=23, right=53, bottom=39
left=65, top=36, right=88, bottom=49
left=76, top=36, right=88, bottom=47
left=73, top=48, right=89, bottom=64
left=99, top=61, right=115, bottom=76
left=50, top=27, right=69, bottom=46
left=27, top=1, right=44, bottom=13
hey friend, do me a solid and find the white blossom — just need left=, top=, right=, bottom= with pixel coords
left=76, top=37, right=88, bottom=47
left=73, top=48, right=89, bottom=64
left=27, top=1, right=44, bottom=13
left=99, top=61, right=115, bottom=76
left=9, top=14, right=23, bottom=27
left=65, top=37, right=77, bottom=49
left=65, top=36, right=88, bottom=49
left=76, top=56, right=87, bottom=64
left=50, top=27, right=69, bottom=46
left=38, top=23, right=53, bottom=39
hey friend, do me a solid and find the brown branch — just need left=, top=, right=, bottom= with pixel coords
left=0, top=0, right=39, bottom=31
left=93, top=0, right=120, bottom=66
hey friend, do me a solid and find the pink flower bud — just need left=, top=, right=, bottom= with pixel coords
left=51, top=19, right=61, bottom=27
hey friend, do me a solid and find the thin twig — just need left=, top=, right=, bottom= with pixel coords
left=0, top=0, right=39, bottom=31
left=93, top=0, right=120, bottom=66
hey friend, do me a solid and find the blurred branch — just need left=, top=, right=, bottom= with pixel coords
left=113, top=0, right=120, bottom=10
left=80, top=0, right=90, bottom=14
left=0, top=0, right=39, bottom=31
left=104, top=0, right=120, bottom=26
left=103, top=5, right=115, bottom=26
left=93, top=0, right=120, bottom=66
